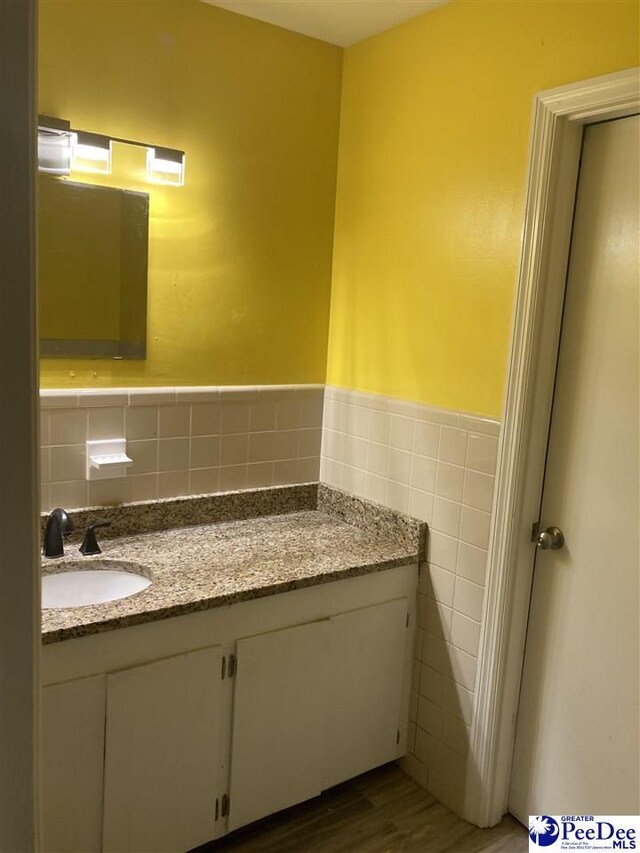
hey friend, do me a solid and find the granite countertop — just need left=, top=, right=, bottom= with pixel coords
left=41, top=484, right=427, bottom=645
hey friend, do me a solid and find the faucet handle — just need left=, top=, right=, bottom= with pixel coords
left=79, top=520, right=112, bottom=556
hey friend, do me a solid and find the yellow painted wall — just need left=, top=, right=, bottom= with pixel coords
left=327, top=0, right=639, bottom=417
left=38, top=0, right=342, bottom=388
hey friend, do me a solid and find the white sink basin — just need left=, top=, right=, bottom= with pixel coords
left=42, top=560, right=151, bottom=609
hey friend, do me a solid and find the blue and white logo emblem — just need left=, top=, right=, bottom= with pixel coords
left=528, top=814, right=639, bottom=850
left=529, top=816, right=560, bottom=847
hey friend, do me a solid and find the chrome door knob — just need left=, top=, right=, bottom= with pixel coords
left=536, top=526, right=565, bottom=550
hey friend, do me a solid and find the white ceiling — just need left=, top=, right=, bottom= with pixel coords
left=201, top=0, right=447, bottom=47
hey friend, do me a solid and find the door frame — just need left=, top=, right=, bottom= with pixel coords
left=465, top=67, right=640, bottom=828
left=0, top=0, right=40, bottom=849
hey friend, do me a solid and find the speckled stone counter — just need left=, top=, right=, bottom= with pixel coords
left=41, top=485, right=427, bottom=644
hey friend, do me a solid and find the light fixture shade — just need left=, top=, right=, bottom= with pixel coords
left=72, top=130, right=112, bottom=174
left=38, top=115, right=72, bottom=176
left=146, top=146, right=185, bottom=186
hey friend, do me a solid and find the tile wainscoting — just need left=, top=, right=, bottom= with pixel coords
left=40, top=385, right=323, bottom=512
left=39, top=380, right=500, bottom=819
left=320, top=385, right=500, bottom=817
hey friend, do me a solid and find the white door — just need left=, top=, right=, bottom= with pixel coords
left=41, top=676, right=106, bottom=853
left=102, top=647, right=223, bottom=853
left=509, top=115, right=640, bottom=820
left=228, top=619, right=330, bottom=831
left=323, top=597, right=408, bottom=789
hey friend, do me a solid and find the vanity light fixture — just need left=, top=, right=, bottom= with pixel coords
left=146, top=146, right=186, bottom=186
left=105, top=135, right=185, bottom=186
left=37, top=116, right=185, bottom=186
left=37, top=115, right=73, bottom=176
left=72, top=129, right=112, bottom=174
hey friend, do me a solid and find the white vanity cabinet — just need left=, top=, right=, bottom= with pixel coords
left=41, top=675, right=106, bottom=853
left=102, top=647, right=224, bottom=853
left=41, top=563, right=417, bottom=852
left=228, top=597, right=409, bottom=831
left=228, top=619, right=330, bottom=830
left=41, top=651, right=226, bottom=853
left=322, top=597, right=408, bottom=788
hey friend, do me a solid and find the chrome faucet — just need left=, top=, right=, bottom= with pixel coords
left=42, top=507, right=73, bottom=558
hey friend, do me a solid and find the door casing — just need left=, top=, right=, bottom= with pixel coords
left=0, top=0, right=40, bottom=850
left=463, top=67, right=640, bottom=828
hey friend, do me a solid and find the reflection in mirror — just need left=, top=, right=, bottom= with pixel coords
left=38, top=176, right=149, bottom=359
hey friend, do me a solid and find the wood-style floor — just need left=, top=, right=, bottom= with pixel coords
left=198, top=763, right=528, bottom=853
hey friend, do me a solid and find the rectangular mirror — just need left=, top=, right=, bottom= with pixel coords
left=38, top=176, right=149, bottom=359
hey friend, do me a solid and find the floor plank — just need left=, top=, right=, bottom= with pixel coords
left=197, top=763, right=528, bottom=853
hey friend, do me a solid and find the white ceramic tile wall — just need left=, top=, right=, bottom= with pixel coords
left=320, top=385, right=500, bottom=816
left=40, top=386, right=323, bottom=512
left=40, top=380, right=498, bottom=816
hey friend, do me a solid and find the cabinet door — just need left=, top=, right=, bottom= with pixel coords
left=41, top=675, right=106, bottom=853
left=324, top=597, right=408, bottom=789
left=228, top=619, right=329, bottom=831
left=102, top=646, right=223, bottom=853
